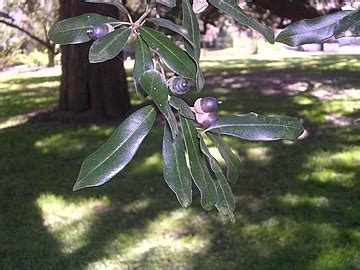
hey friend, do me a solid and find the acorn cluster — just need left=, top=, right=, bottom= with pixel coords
left=194, top=97, right=219, bottom=128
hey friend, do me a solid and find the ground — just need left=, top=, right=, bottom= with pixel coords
left=0, top=52, right=359, bottom=269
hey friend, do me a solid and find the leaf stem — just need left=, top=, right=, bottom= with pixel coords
left=110, top=22, right=132, bottom=28
left=132, top=4, right=153, bottom=32
left=126, top=10, right=134, bottom=24
left=152, top=4, right=166, bottom=78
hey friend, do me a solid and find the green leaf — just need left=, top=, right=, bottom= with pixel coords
left=276, top=11, right=352, bottom=46
left=180, top=116, right=217, bottom=211
left=139, top=26, right=197, bottom=79
left=182, top=0, right=201, bottom=60
left=205, top=112, right=304, bottom=141
left=169, top=96, right=195, bottom=120
left=163, top=124, right=193, bottom=208
left=207, top=133, right=242, bottom=184
left=146, top=18, right=193, bottom=46
left=48, top=13, right=120, bottom=45
left=73, top=105, right=156, bottom=191
left=89, top=27, right=131, bottom=63
left=198, top=134, right=235, bottom=223
left=85, top=0, right=130, bottom=16
left=134, top=37, right=154, bottom=100
left=182, top=0, right=205, bottom=91
left=156, top=0, right=176, bottom=8
left=334, top=11, right=360, bottom=38
left=208, top=0, right=274, bottom=44
left=139, top=70, right=178, bottom=138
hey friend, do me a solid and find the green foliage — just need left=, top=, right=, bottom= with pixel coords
left=208, top=0, right=275, bottom=43
left=48, top=13, right=120, bottom=45
left=139, top=26, right=197, bottom=79
left=204, top=113, right=304, bottom=141
left=198, top=134, right=235, bottom=222
left=0, top=24, right=23, bottom=70
left=276, top=11, right=353, bottom=46
left=163, top=123, right=193, bottom=208
left=207, top=133, right=242, bottom=184
left=133, top=36, right=154, bottom=99
left=276, top=10, right=360, bottom=46
left=182, top=0, right=205, bottom=90
left=48, top=1, right=359, bottom=221
left=89, top=27, right=131, bottom=63
left=139, top=69, right=179, bottom=138
left=334, top=11, right=360, bottom=38
left=169, top=96, right=195, bottom=120
left=73, top=105, right=157, bottom=190
left=180, top=115, right=217, bottom=211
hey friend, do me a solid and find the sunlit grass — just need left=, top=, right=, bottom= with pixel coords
left=0, top=69, right=60, bottom=121
left=36, top=194, right=111, bottom=254
left=1, top=53, right=359, bottom=268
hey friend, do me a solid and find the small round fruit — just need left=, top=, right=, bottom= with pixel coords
left=194, top=96, right=218, bottom=114
left=88, top=23, right=114, bottom=40
left=168, top=76, right=190, bottom=95
left=195, top=112, right=219, bottom=128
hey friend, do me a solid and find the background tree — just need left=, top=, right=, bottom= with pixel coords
left=58, top=0, right=130, bottom=119
left=0, top=0, right=60, bottom=67
left=0, top=20, right=24, bottom=70
left=1, top=0, right=346, bottom=119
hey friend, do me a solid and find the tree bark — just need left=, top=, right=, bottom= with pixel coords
left=47, top=47, right=55, bottom=67
left=59, top=0, right=131, bottom=119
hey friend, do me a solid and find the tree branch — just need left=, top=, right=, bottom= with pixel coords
left=0, top=19, right=56, bottom=52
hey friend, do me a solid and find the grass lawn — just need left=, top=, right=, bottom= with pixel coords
left=0, top=53, right=359, bottom=269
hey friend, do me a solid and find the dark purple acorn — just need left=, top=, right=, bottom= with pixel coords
left=88, top=23, right=114, bottom=40
left=195, top=112, right=219, bottom=128
left=168, top=76, right=190, bottom=95
left=194, top=96, right=218, bottom=114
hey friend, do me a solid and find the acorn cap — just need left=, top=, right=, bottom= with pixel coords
left=195, top=112, right=219, bottom=128
left=168, top=76, right=190, bottom=95
left=194, top=96, right=218, bottom=114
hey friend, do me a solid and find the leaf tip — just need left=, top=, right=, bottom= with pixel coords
left=72, top=182, right=82, bottom=191
left=229, top=212, right=236, bottom=224
left=73, top=177, right=86, bottom=191
left=181, top=198, right=192, bottom=208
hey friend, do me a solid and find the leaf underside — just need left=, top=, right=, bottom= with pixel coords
left=205, top=112, right=304, bottom=141
left=276, top=11, right=353, bottom=46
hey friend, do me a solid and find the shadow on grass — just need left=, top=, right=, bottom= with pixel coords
left=0, top=54, right=359, bottom=268
left=0, top=123, right=183, bottom=268
left=0, top=87, right=58, bottom=119
left=1, top=75, right=60, bottom=86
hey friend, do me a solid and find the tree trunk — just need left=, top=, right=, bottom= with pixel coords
left=251, top=30, right=259, bottom=55
left=59, top=0, right=131, bottom=119
left=47, top=48, right=55, bottom=68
